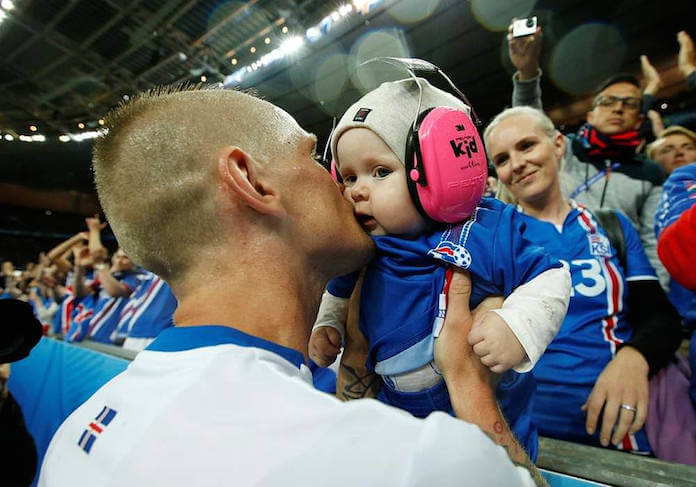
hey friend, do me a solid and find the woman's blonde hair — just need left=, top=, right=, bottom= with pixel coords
left=482, top=106, right=563, bottom=205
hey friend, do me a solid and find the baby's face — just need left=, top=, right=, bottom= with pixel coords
left=336, top=128, right=426, bottom=237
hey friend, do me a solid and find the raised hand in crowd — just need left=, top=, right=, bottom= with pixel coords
left=47, top=231, right=89, bottom=274
left=507, top=20, right=542, bottom=81
left=71, top=245, right=93, bottom=298
left=85, top=214, right=107, bottom=233
left=678, top=30, right=695, bottom=80
left=71, top=245, right=92, bottom=269
left=640, top=55, right=663, bottom=96
left=85, top=214, right=107, bottom=256
left=646, top=109, right=665, bottom=138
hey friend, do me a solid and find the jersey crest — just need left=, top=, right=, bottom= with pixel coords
left=587, top=233, right=612, bottom=257
left=429, top=242, right=471, bottom=268
left=427, top=207, right=479, bottom=269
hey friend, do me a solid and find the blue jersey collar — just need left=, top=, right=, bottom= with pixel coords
left=146, top=325, right=305, bottom=369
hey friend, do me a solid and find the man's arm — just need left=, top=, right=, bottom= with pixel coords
left=72, top=247, right=91, bottom=298
left=435, top=269, right=547, bottom=486
left=47, top=233, right=88, bottom=273
left=94, top=262, right=131, bottom=298
left=336, top=271, right=380, bottom=401
left=507, top=21, right=544, bottom=109
left=85, top=215, right=107, bottom=256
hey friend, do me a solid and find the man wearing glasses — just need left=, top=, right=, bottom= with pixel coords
left=508, top=25, right=668, bottom=288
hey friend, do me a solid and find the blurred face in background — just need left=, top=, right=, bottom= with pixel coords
left=587, top=82, right=643, bottom=135
left=651, top=133, right=696, bottom=174
left=1, top=261, right=14, bottom=275
left=111, top=248, right=135, bottom=272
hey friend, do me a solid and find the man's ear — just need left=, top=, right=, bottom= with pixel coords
left=218, top=146, right=286, bottom=217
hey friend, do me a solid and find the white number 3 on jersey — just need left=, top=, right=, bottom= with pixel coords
left=559, top=259, right=607, bottom=297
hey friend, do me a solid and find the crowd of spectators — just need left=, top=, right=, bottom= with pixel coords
left=0, top=214, right=177, bottom=352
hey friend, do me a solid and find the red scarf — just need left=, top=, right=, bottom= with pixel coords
left=576, top=123, right=641, bottom=160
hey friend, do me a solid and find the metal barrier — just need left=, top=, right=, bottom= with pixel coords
left=538, top=437, right=696, bottom=486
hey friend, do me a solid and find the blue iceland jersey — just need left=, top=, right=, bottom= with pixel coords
left=655, top=164, right=696, bottom=329
left=654, top=163, right=696, bottom=408
left=113, top=271, right=177, bottom=343
left=86, top=270, right=143, bottom=343
left=65, top=270, right=99, bottom=342
left=520, top=203, right=656, bottom=454
left=328, top=198, right=559, bottom=374
left=327, top=197, right=560, bottom=460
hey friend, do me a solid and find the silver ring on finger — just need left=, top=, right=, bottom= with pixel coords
left=620, top=404, right=637, bottom=413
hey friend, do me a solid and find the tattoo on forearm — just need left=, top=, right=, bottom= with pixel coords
left=483, top=422, right=548, bottom=487
left=337, top=364, right=381, bottom=401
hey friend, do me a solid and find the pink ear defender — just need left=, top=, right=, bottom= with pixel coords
left=325, top=58, right=487, bottom=223
left=405, top=105, right=487, bottom=223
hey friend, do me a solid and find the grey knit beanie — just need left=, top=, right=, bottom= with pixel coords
left=330, top=77, right=471, bottom=167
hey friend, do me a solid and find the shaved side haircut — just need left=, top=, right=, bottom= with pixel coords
left=93, top=85, right=291, bottom=284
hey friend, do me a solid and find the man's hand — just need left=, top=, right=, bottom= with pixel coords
left=507, top=21, right=543, bottom=80
left=72, top=245, right=92, bottom=268
left=433, top=269, right=484, bottom=382
left=468, top=311, right=526, bottom=374
left=85, top=214, right=107, bottom=233
left=309, top=326, right=342, bottom=367
left=90, top=246, right=109, bottom=265
left=38, top=252, right=51, bottom=267
left=646, top=109, right=665, bottom=138
left=640, top=55, right=663, bottom=96
left=678, top=30, right=696, bottom=79
left=582, top=346, right=649, bottom=447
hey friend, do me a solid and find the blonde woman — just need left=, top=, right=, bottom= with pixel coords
left=484, top=106, right=681, bottom=455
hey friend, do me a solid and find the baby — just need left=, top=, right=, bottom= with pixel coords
left=309, top=77, right=570, bottom=459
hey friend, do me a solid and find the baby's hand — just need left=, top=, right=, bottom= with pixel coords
left=309, top=326, right=342, bottom=367
left=467, top=311, right=526, bottom=374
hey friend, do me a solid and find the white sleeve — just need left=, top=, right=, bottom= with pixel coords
left=311, top=290, right=349, bottom=342
left=492, top=266, right=571, bottom=372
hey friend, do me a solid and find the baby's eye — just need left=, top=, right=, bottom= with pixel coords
left=374, top=167, right=392, bottom=178
left=342, top=174, right=357, bottom=185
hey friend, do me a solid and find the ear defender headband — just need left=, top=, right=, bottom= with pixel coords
left=329, top=57, right=487, bottom=224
